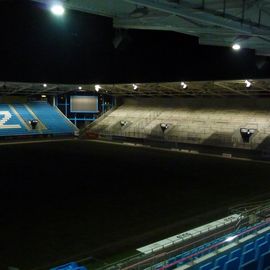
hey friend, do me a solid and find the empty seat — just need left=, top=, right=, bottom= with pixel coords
left=50, top=262, right=78, bottom=270
left=256, top=242, right=269, bottom=260
left=224, top=257, right=240, bottom=270
left=28, top=102, right=77, bottom=135
left=230, top=248, right=242, bottom=260
left=258, top=250, right=270, bottom=270
left=243, top=242, right=254, bottom=253
left=0, top=102, right=77, bottom=137
left=210, top=266, right=221, bottom=270
left=256, top=236, right=266, bottom=248
left=199, top=261, right=213, bottom=270
left=215, top=255, right=228, bottom=268
left=239, top=259, right=258, bottom=270
left=240, top=248, right=255, bottom=265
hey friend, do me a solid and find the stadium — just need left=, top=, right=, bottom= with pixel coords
left=2, top=1, right=270, bottom=270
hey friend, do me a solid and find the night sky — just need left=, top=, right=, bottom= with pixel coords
left=0, top=0, right=270, bottom=84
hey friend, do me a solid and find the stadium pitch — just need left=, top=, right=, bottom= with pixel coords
left=1, top=139, right=270, bottom=270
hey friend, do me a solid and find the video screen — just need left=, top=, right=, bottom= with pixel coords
left=70, top=96, right=98, bottom=113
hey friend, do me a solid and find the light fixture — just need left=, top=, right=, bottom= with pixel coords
left=41, top=95, right=47, bottom=98
left=129, top=7, right=149, bottom=18
left=160, top=123, right=169, bottom=132
left=95, top=84, right=101, bottom=92
left=133, top=84, right=138, bottom=90
left=78, top=86, right=82, bottom=90
left=232, top=43, right=241, bottom=51
left=181, top=82, right=187, bottom=89
left=120, top=120, right=128, bottom=127
left=225, top=235, right=237, bottom=242
left=245, top=80, right=251, bottom=88
left=50, top=4, right=65, bottom=16
left=43, top=83, right=47, bottom=88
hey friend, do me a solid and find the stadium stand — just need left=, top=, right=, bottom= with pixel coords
left=157, top=221, right=270, bottom=270
left=0, top=102, right=78, bottom=137
left=50, top=262, right=87, bottom=270
left=86, top=98, right=270, bottom=151
left=28, top=101, right=77, bottom=135
left=91, top=201, right=270, bottom=270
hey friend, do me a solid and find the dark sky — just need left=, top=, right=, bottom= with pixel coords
left=0, top=0, right=270, bottom=84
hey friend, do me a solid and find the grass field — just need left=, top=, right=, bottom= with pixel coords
left=1, top=139, right=270, bottom=270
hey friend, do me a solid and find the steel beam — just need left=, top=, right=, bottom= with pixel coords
left=123, top=0, right=270, bottom=36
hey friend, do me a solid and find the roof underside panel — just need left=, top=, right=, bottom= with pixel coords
left=33, top=0, right=270, bottom=55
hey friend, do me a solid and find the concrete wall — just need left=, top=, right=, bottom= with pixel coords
left=90, top=98, right=270, bottom=151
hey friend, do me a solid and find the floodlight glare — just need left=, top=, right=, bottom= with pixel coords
left=50, top=4, right=65, bottom=16
left=43, top=84, right=47, bottom=88
left=78, top=86, right=82, bottom=90
left=95, top=85, right=101, bottom=92
left=41, top=95, right=47, bottom=98
left=245, top=80, right=251, bottom=88
left=181, top=82, right=187, bottom=89
left=232, top=43, right=241, bottom=51
left=225, top=235, right=237, bottom=242
left=133, top=84, right=138, bottom=90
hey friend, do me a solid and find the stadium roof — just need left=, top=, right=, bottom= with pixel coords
left=33, top=0, right=270, bottom=56
left=2, top=79, right=270, bottom=97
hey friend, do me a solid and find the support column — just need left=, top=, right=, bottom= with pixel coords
left=52, top=96, right=56, bottom=107
left=65, top=96, right=68, bottom=116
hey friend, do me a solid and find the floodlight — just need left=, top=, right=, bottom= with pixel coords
left=30, top=119, right=39, bottom=130
left=120, top=120, right=128, bottom=127
left=160, top=123, right=169, bottom=132
left=133, top=84, right=138, bottom=90
left=41, top=95, right=47, bottom=98
left=50, top=4, right=65, bottom=16
left=232, top=43, right=241, bottom=51
left=95, top=85, right=101, bottom=92
left=181, top=82, right=187, bottom=89
left=78, top=86, right=82, bottom=90
left=225, top=235, right=237, bottom=242
left=43, top=84, right=47, bottom=88
left=245, top=80, right=251, bottom=88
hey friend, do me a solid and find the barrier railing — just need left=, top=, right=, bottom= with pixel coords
left=158, top=220, right=270, bottom=270
left=95, top=216, right=244, bottom=270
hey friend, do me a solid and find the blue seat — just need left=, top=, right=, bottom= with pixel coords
left=256, top=242, right=269, bottom=260
left=230, top=248, right=242, bottom=260
left=0, top=104, right=29, bottom=137
left=0, top=102, right=77, bottom=137
left=215, top=255, right=228, bottom=268
left=224, top=257, right=240, bottom=270
left=256, top=237, right=266, bottom=248
left=168, top=258, right=175, bottom=264
left=50, top=262, right=78, bottom=270
left=239, top=259, right=258, bottom=270
left=28, top=102, right=77, bottom=135
left=199, top=261, right=213, bottom=270
left=243, top=242, right=254, bottom=253
left=266, top=233, right=270, bottom=244
left=240, top=248, right=255, bottom=265
left=258, top=250, right=270, bottom=270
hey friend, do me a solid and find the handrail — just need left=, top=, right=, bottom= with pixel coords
left=160, top=220, right=270, bottom=270
left=96, top=216, right=242, bottom=270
